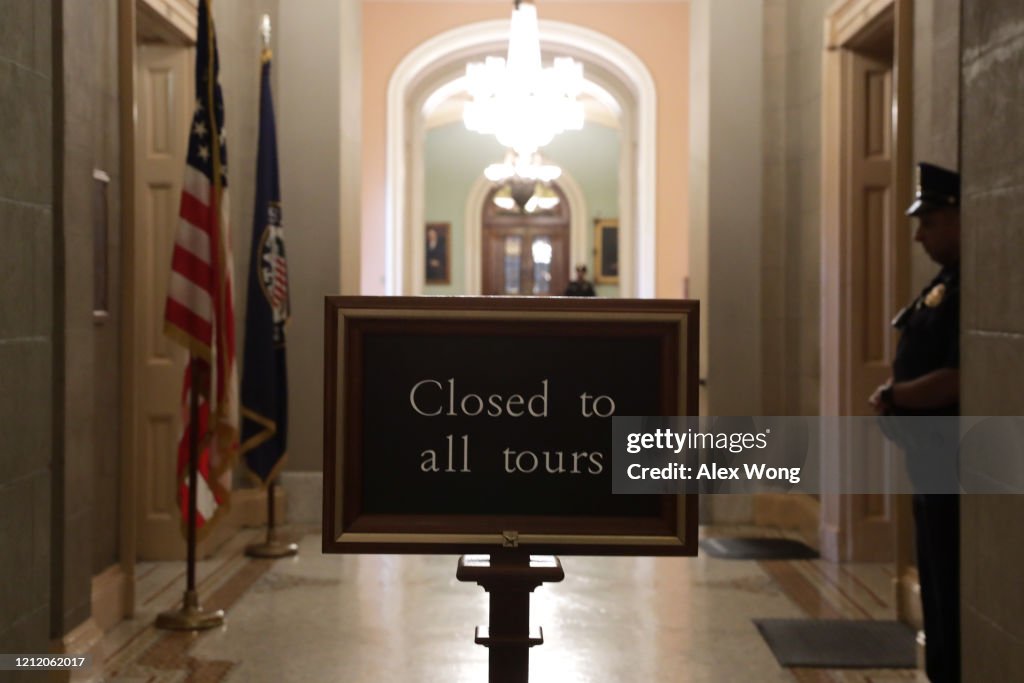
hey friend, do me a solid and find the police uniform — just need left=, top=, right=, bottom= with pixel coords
left=892, top=267, right=959, bottom=412
left=888, top=162, right=961, bottom=683
left=564, top=265, right=596, bottom=297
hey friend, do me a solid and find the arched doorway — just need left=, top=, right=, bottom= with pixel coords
left=481, top=182, right=570, bottom=295
left=385, top=18, right=657, bottom=297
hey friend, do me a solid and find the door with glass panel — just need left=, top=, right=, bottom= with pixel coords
left=481, top=183, right=570, bottom=295
left=484, top=227, right=569, bottom=295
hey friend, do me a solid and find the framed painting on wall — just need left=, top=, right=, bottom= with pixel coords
left=594, top=218, right=619, bottom=285
left=425, top=222, right=450, bottom=285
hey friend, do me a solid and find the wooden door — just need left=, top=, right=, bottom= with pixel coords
left=847, top=47, right=897, bottom=415
left=481, top=183, right=571, bottom=296
left=133, top=44, right=192, bottom=559
left=483, top=226, right=569, bottom=296
left=831, top=49, right=899, bottom=560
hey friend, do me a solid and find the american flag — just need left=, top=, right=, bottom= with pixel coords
left=163, top=0, right=238, bottom=536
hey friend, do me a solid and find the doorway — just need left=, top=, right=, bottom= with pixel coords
left=481, top=183, right=571, bottom=296
left=820, top=0, right=919, bottom=631
left=391, top=20, right=655, bottom=297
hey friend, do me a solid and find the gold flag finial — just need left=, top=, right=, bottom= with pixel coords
left=260, top=14, right=272, bottom=62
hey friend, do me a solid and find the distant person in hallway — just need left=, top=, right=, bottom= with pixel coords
left=564, top=264, right=596, bottom=296
left=869, top=162, right=961, bottom=683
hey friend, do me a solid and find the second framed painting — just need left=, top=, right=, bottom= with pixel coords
left=594, top=218, right=619, bottom=285
left=425, top=222, right=450, bottom=285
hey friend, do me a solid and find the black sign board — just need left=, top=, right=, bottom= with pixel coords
left=323, top=296, right=698, bottom=555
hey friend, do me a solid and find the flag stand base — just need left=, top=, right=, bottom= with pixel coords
left=244, top=481, right=297, bottom=558
left=155, top=589, right=224, bottom=631
left=244, top=538, right=298, bottom=558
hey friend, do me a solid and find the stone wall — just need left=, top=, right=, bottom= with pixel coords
left=0, top=0, right=54, bottom=659
left=912, top=0, right=961, bottom=290
left=959, top=0, right=1024, bottom=679
left=53, top=0, right=123, bottom=635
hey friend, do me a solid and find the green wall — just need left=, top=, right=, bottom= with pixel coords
left=423, top=121, right=620, bottom=295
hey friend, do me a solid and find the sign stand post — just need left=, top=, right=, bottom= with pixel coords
left=457, top=550, right=565, bottom=683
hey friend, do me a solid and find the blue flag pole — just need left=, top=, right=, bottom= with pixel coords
left=241, top=15, right=297, bottom=558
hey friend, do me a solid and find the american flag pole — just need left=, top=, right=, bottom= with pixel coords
left=155, top=367, right=224, bottom=628
left=186, top=357, right=200, bottom=598
left=156, top=0, right=231, bottom=631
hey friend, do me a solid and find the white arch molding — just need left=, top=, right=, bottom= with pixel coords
left=463, top=171, right=588, bottom=295
left=386, top=19, right=657, bottom=297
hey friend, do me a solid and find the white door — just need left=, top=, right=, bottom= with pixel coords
left=133, top=44, right=192, bottom=559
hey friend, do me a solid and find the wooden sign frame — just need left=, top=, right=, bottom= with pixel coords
left=323, top=296, right=699, bottom=556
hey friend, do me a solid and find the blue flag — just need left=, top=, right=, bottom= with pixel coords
left=241, top=50, right=288, bottom=485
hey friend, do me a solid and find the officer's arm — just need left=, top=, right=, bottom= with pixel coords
left=890, top=368, right=959, bottom=410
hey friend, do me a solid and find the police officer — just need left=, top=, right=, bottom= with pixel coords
left=563, top=264, right=596, bottom=296
left=869, top=162, right=961, bottom=682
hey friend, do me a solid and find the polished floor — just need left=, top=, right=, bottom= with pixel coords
left=80, top=527, right=924, bottom=682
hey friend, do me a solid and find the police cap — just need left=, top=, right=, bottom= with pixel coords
left=906, top=162, right=960, bottom=216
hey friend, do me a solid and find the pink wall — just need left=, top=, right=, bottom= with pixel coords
left=361, top=1, right=689, bottom=297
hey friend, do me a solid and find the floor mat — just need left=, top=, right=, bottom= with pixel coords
left=699, top=537, right=819, bottom=560
left=753, top=619, right=916, bottom=668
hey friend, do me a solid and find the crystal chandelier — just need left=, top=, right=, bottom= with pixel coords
left=463, top=0, right=584, bottom=157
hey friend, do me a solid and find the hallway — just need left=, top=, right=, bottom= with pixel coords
left=4, top=0, right=1023, bottom=679
left=82, top=527, right=922, bottom=683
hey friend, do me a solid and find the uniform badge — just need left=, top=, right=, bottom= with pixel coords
left=923, top=282, right=946, bottom=308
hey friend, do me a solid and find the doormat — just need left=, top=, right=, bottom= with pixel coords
left=753, top=619, right=916, bottom=668
left=699, top=537, right=819, bottom=560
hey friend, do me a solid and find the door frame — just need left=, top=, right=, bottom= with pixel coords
left=465, top=170, right=588, bottom=295
left=821, top=0, right=913, bottom=417
left=116, top=0, right=138, bottom=624
left=820, top=0, right=918, bottom=621
left=116, top=0, right=199, bottom=618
